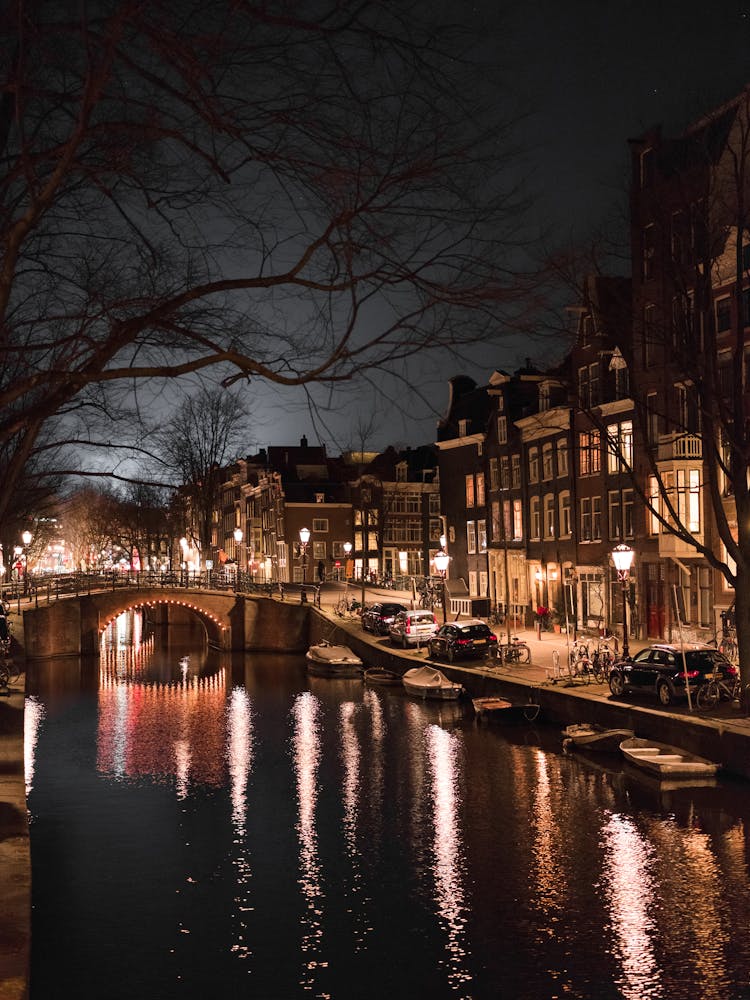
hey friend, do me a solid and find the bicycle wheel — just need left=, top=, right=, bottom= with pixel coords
left=593, top=660, right=606, bottom=684
left=518, top=643, right=530, bottom=664
left=696, top=681, right=719, bottom=710
left=551, top=649, right=560, bottom=672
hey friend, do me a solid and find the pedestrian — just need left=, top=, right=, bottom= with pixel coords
left=317, top=560, right=325, bottom=583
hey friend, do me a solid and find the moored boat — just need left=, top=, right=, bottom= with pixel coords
left=402, top=665, right=464, bottom=701
left=562, top=723, right=634, bottom=753
left=306, top=641, right=364, bottom=678
left=472, top=696, right=540, bottom=724
left=620, top=736, right=720, bottom=778
left=364, top=666, right=402, bottom=686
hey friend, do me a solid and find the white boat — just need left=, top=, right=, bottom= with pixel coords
left=402, top=665, right=464, bottom=701
left=562, top=724, right=634, bottom=753
left=306, top=641, right=364, bottom=678
left=620, top=737, right=720, bottom=778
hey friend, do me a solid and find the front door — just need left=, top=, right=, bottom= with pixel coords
left=646, top=561, right=666, bottom=638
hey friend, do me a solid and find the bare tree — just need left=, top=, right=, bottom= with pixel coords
left=152, top=386, right=251, bottom=556
left=0, top=1, right=533, bottom=526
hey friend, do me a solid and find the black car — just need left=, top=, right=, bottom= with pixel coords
left=427, top=619, right=497, bottom=663
left=608, top=643, right=737, bottom=706
left=361, top=602, right=408, bottom=635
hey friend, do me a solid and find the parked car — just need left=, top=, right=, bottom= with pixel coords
left=361, top=602, right=408, bottom=635
left=388, top=610, right=438, bottom=648
left=608, top=642, right=737, bottom=706
left=427, top=619, right=498, bottom=663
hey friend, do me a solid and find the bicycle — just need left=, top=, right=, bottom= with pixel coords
left=489, top=607, right=505, bottom=627
left=568, top=642, right=595, bottom=685
left=335, top=596, right=361, bottom=618
left=719, top=633, right=738, bottom=663
left=592, top=642, right=617, bottom=684
left=696, top=669, right=741, bottom=710
left=496, top=636, right=531, bottom=664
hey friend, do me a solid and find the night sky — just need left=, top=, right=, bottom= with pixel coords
left=251, top=1, right=750, bottom=456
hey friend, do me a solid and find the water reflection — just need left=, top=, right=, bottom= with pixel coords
left=291, top=691, right=326, bottom=990
left=226, top=687, right=255, bottom=962
left=24, top=695, right=45, bottom=797
left=424, top=723, right=472, bottom=995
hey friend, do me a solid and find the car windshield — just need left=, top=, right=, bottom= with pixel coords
left=410, top=614, right=434, bottom=624
left=381, top=605, right=403, bottom=615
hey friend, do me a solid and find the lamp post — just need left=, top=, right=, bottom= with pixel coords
left=611, top=543, right=634, bottom=657
left=21, top=530, right=32, bottom=597
left=343, top=541, right=352, bottom=585
left=434, top=549, right=450, bottom=624
left=299, top=527, right=310, bottom=603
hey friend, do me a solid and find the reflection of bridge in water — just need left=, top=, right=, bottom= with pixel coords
left=21, top=584, right=311, bottom=660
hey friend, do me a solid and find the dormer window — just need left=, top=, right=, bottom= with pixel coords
left=396, top=462, right=407, bottom=482
left=315, top=493, right=325, bottom=503
left=539, top=384, right=550, bottom=412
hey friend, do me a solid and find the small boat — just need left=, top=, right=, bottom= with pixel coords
left=620, top=737, right=720, bottom=778
left=562, top=723, right=634, bottom=753
left=472, top=696, right=540, bottom=724
left=306, top=641, right=364, bottom=678
left=364, top=667, right=402, bottom=686
left=402, top=665, right=464, bottom=701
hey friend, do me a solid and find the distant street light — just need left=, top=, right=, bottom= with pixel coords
left=299, top=527, right=310, bottom=603
left=611, top=543, right=634, bottom=657
left=434, top=549, right=450, bottom=624
left=343, top=541, right=352, bottom=584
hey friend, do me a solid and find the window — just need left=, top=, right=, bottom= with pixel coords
left=502, top=501, right=512, bottom=541
left=643, top=223, right=655, bottom=279
left=542, top=443, right=554, bottom=480
left=578, top=430, right=601, bottom=475
left=530, top=497, right=541, bottom=540
left=489, top=457, right=499, bottom=491
left=716, top=297, right=731, bottom=333
left=677, top=468, right=701, bottom=533
left=675, top=382, right=700, bottom=434
left=607, top=420, right=633, bottom=473
left=312, top=541, right=326, bottom=560
left=539, top=384, right=550, bottom=411
left=592, top=496, right=602, bottom=540
left=476, top=472, right=485, bottom=506
left=501, top=456, right=510, bottom=489
left=543, top=495, right=555, bottom=538
left=528, top=447, right=539, bottom=483
left=614, top=363, right=629, bottom=400
left=698, top=568, right=711, bottom=627
left=477, top=519, right=487, bottom=551
left=647, top=476, right=659, bottom=535
left=559, top=492, right=571, bottom=536
left=557, top=439, right=568, bottom=476
left=491, top=501, right=501, bottom=541
left=396, top=462, right=407, bottom=482
left=315, top=493, right=325, bottom=503
left=511, top=455, right=521, bottom=488
left=466, top=521, right=476, bottom=555
left=429, top=518, right=442, bottom=541
left=623, top=489, right=634, bottom=538
left=429, top=493, right=440, bottom=514
left=312, top=518, right=328, bottom=532
left=512, top=500, right=523, bottom=540
left=580, top=498, right=592, bottom=541
left=465, top=474, right=475, bottom=507
left=646, top=392, right=659, bottom=445
left=608, top=490, right=621, bottom=540
left=580, top=314, right=594, bottom=347
left=578, top=363, right=600, bottom=407
left=644, top=303, right=657, bottom=366
left=497, top=416, right=508, bottom=444
left=468, top=571, right=478, bottom=597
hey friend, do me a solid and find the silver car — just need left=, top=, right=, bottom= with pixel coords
left=388, top=610, right=439, bottom=648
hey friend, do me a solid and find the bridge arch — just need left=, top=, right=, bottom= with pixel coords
left=98, top=595, right=226, bottom=649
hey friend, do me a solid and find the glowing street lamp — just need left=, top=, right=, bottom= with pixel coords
left=434, top=549, right=450, bottom=624
left=21, top=530, right=32, bottom=597
left=299, top=527, right=310, bottom=603
left=611, top=543, right=634, bottom=657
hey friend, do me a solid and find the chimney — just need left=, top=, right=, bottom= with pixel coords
left=300, top=435, right=308, bottom=448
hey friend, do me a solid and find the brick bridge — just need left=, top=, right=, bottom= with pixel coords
left=21, top=587, right=310, bottom=659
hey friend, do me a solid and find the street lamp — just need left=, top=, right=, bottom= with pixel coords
left=299, top=527, right=310, bottom=603
left=611, top=543, right=634, bottom=657
left=434, top=549, right=450, bottom=624
left=343, top=541, right=352, bottom=584
left=21, top=530, right=32, bottom=597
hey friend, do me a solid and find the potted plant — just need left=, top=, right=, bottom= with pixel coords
left=534, top=605, right=551, bottom=631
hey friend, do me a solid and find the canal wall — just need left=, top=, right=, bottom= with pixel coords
left=310, top=608, right=750, bottom=783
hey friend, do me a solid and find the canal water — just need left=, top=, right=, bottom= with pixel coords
left=25, top=612, right=750, bottom=999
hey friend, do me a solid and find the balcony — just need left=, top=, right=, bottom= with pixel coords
left=657, top=433, right=702, bottom=462
left=657, top=529, right=704, bottom=559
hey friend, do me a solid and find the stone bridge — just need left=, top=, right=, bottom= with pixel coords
left=21, top=587, right=310, bottom=660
